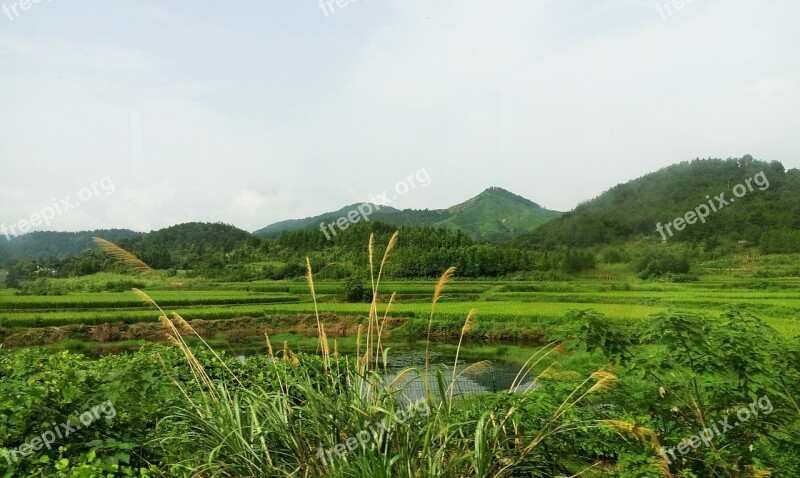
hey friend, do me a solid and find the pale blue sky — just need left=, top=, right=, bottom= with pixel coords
left=1, top=1, right=798, bottom=233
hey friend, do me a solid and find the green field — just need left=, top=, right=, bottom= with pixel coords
left=2, top=276, right=798, bottom=338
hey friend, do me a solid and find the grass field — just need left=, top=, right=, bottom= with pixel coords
left=2, top=276, right=799, bottom=339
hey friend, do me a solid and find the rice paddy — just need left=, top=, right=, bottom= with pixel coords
left=3, top=277, right=798, bottom=338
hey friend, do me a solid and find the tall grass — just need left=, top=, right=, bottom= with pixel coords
left=97, top=235, right=663, bottom=477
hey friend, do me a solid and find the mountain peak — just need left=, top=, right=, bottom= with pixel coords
left=255, top=187, right=560, bottom=243
left=448, top=187, right=543, bottom=214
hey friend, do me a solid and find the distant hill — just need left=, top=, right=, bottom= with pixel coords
left=0, top=223, right=254, bottom=267
left=116, top=222, right=255, bottom=269
left=121, top=222, right=253, bottom=253
left=255, top=204, right=445, bottom=238
left=255, top=187, right=561, bottom=243
left=434, top=187, right=561, bottom=243
left=0, top=229, right=142, bottom=261
left=513, top=156, right=800, bottom=249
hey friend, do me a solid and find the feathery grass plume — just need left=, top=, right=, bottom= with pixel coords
left=172, top=312, right=244, bottom=388
left=92, top=237, right=159, bottom=277
left=447, top=359, right=492, bottom=407
left=552, top=367, right=619, bottom=425
left=305, top=257, right=328, bottom=369
left=159, top=315, right=174, bottom=333
left=601, top=420, right=671, bottom=477
left=375, top=231, right=399, bottom=290
left=375, top=291, right=397, bottom=369
left=368, top=233, right=375, bottom=294
left=460, top=360, right=493, bottom=376
left=654, top=457, right=674, bottom=478
left=586, top=369, right=619, bottom=395
left=448, top=309, right=478, bottom=405
left=139, top=289, right=222, bottom=401
left=425, top=266, right=457, bottom=374
left=538, top=364, right=559, bottom=380
left=355, top=323, right=362, bottom=365
left=157, top=313, right=217, bottom=401
left=601, top=420, right=660, bottom=449
left=551, top=371, right=581, bottom=380
left=363, top=232, right=399, bottom=373
left=173, top=315, right=193, bottom=335
left=165, top=334, right=181, bottom=347
left=319, top=322, right=330, bottom=365
left=134, top=288, right=166, bottom=314
left=364, top=233, right=377, bottom=374
left=509, top=365, right=621, bottom=464
left=432, top=266, right=456, bottom=306
left=510, top=340, right=562, bottom=393
left=280, top=341, right=300, bottom=367
left=265, top=333, right=274, bottom=357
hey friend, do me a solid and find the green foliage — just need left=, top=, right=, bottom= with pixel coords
left=560, top=248, right=596, bottom=274
left=632, top=246, right=690, bottom=279
left=760, top=229, right=800, bottom=254
left=600, top=247, right=628, bottom=264
left=0, top=230, right=140, bottom=261
left=571, top=309, right=800, bottom=477
left=515, top=156, right=799, bottom=248
left=342, top=275, right=370, bottom=302
left=255, top=187, right=561, bottom=243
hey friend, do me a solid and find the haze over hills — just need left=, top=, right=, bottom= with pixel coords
left=254, top=187, right=562, bottom=243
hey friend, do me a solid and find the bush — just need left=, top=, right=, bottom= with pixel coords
left=632, top=247, right=690, bottom=279
left=600, top=247, right=628, bottom=264
left=342, top=275, right=370, bottom=302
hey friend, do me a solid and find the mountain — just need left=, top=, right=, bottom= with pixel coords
left=0, top=223, right=253, bottom=266
left=434, top=187, right=561, bottom=243
left=255, top=204, right=445, bottom=238
left=254, top=187, right=562, bottom=243
left=0, top=229, right=142, bottom=261
left=513, top=156, right=800, bottom=249
left=116, top=222, right=255, bottom=269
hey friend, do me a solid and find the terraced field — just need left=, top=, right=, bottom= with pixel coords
left=2, top=278, right=798, bottom=338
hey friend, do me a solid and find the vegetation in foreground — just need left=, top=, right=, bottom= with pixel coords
left=0, top=235, right=798, bottom=477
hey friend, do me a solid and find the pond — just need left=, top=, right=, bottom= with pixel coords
left=235, top=340, right=543, bottom=399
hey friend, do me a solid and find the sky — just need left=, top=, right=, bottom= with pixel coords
left=1, top=0, right=798, bottom=235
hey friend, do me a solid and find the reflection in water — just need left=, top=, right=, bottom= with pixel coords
left=380, top=347, right=539, bottom=401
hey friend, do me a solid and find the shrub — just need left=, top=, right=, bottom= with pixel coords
left=342, top=275, right=370, bottom=302
left=632, top=247, right=690, bottom=279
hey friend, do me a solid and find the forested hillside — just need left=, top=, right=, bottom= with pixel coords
left=255, top=187, right=561, bottom=243
left=0, top=229, right=141, bottom=261
left=514, top=156, right=800, bottom=249
left=4, top=158, right=800, bottom=285
left=116, top=222, right=256, bottom=270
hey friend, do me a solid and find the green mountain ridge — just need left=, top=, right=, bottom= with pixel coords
left=0, top=229, right=142, bottom=261
left=514, top=155, right=800, bottom=249
left=254, top=187, right=562, bottom=243
left=5, top=159, right=800, bottom=265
